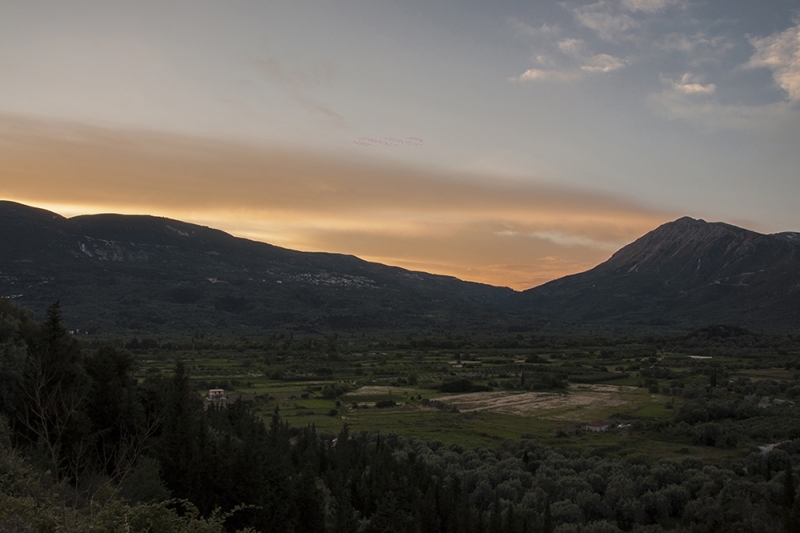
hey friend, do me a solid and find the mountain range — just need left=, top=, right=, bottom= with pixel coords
left=1, top=201, right=797, bottom=334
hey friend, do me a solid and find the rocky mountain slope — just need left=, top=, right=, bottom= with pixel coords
left=517, top=217, right=800, bottom=331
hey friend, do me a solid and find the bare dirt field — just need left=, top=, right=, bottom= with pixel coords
left=436, top=384, right=640, bottom=420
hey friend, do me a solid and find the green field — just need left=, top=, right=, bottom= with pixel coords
left=125, top=326, right=800, bottom=465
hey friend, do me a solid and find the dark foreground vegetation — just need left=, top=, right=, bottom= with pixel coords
left=4, top=299, right=800, bottom=532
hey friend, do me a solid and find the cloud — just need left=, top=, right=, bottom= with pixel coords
left=510, top=18, right=561, bottom=39
left=657, top=33, right=698, bottom=54
left=512, top=4, right=638, bottom=85
left=511, top=69, right=582, bottom=83
left=513, top=37, right=627, bottom=83
left=0, top=114, right=672, bottom=290
left=255, top=55, right=334, bottom=89
left=530, top=231, right=623, bottom=250
left=648, top=89, right=793, bottom=129
left=620, top=0, right=683, bottom=13
left=254, top=54, right=347, bottom=125
left=573, top=2, right=639, bottom=41
left=747, top=20, right=800, bottom=102
left=558, top=38, right=587, bottom=57
left=657, top=32, right=730, bottom=54
left=655, top=33, right=733, bottom=67
left=581, top=54, right=627, bottom=73
left=646, top=73, right=780, bottom=128
left=671, top=73, right=716, bottom=95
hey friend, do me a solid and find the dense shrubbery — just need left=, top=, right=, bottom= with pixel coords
left=321, top=383, right=350, bottom=399
left=439, top=378, right=491, bottom=393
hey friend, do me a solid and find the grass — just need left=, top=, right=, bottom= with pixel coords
left=732, top=368, right=795, bottom=381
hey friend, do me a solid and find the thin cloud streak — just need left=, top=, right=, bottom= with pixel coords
left=620, top=0, right=684, bottom=13
left=510, top=69, right=582, bottom=83
left=0, top=115, right=673, bottom=289
left=253, top=54, right=347, bottom=125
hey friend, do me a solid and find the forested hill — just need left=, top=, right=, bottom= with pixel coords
left=0, top=201, right=516, bottom=334
left=2, top=201, right=799, bottom=333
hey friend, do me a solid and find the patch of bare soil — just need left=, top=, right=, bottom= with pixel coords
left=437, top=384, right=636, bottom=418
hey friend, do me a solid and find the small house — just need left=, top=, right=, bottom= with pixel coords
left=208, top=389, right=226, bottom=401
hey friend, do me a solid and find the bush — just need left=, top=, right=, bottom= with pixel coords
left=439, top=379, right=475, bottom=393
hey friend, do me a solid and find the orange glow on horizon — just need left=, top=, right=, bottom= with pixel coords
left=0, top=115, right=675, bottom=290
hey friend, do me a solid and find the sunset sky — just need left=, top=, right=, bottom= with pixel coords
left=2, top=1, right=799, bottom=289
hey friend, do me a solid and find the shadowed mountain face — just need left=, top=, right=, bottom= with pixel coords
left=517, top=217, right=800, bottom=331
left=1, top=201, right=798, bottom=334
left=0, top=201, right=515, bottom=334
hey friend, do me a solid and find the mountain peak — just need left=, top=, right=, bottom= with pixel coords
left=604, top=216, right=760, bottom=270
left=673, top=216, right=704, bottom=224
left=520, top=216, right=800, bottom=331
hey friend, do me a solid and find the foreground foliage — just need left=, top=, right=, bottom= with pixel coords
left=3, top=299, right=800, bottom=532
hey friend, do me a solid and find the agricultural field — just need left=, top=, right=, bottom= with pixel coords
left=122, top=325, right=800, bottom=464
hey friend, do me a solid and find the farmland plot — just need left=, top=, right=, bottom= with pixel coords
left=437, top=384, right=644, bottom=421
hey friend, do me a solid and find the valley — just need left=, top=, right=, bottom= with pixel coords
left=124, top=326, right=800, bottom=463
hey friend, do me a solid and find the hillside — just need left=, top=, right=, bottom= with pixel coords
left=2, top=202, right=798, bottom=333
left=0, top=201, right=516, bottom=334
left=517, top=217, right=800, bottom=331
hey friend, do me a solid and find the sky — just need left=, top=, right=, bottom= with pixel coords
left=1, top=0, right=799, bottom=289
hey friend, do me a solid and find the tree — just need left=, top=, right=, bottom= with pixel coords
left=84, top=344, right=157, bottom=481
left=0, top=300, right=31, bottom=416
left=16, top=301, right=91, bottom=481
left=158, top=360, right=203, bottom=500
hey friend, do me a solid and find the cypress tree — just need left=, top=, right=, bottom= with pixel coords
left=159, top=360, right=203, bottom=500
